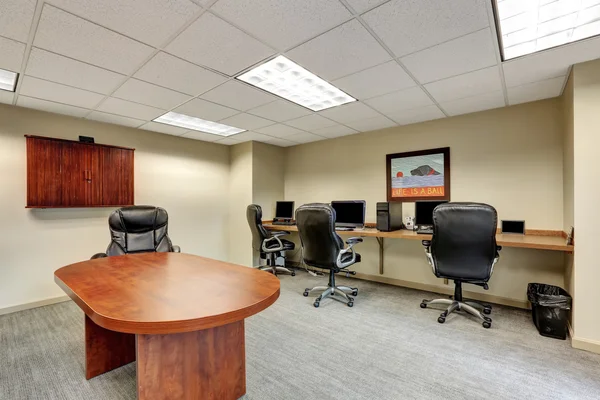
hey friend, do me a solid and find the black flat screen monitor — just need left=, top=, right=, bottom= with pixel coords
left=331, top=200, right=366, bottom=228
left=415, top=201, right=448, bottom=227
left=275, top=201, right=294, bottom=219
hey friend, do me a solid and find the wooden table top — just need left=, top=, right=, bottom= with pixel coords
left=55, top=253, right=280, bottom=334
left=263, top=223, right=574, bottom=252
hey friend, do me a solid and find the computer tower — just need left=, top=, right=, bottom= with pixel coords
left=376, top=202, right=403, bottom=232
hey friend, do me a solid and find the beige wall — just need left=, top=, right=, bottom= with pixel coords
left=562, top=74, right=575, bottom=321
left=228, top=142, right=253, bottom=267
left=572, top=59, right=600, bottom=348
left=0, top=103, right=230, bottom=311
left=284, top=99, right=566, bottom=305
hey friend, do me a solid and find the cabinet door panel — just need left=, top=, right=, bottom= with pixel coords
left=61, top=142, right=88, bottom=207
left=102, top=148, right=134, bottom=206
left=86, top=146, right=103, bottom=206
left=26, top=138, right=62, bottom=207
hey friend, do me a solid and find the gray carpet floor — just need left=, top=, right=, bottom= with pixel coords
left=1, top=271, right=599, bottom=400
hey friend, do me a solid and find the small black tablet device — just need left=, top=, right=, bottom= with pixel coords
left=501, top=220, right=525, bottom=234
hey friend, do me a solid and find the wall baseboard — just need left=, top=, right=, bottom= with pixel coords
left=0, top=295, right=71, bottom=316
left=571, top=336, right=600, bottom=354
left=352, top=272, right=529, bottom=309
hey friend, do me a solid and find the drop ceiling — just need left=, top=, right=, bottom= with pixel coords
left=1, top=0, right=599, bottom=147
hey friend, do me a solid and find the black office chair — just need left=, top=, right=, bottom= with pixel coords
left=246, top=204, right=295, bottom=276
left=91, top=206, right=180, bottom=259
left=420, top=203, right=501, bottom=328
left=296, top=203, right=361, bottom=308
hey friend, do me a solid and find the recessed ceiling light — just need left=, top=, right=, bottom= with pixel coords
left=495, top=0, right=600, bottom=60
left=0, top=69, right=18, bottom=92
left=236, top=55, right=356, bottom=112
left=153, top=112, right=246, bottom=136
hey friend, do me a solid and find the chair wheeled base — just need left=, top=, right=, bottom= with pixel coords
left=258, top=252, right=295, bottom=276
left=303, top=270, right=357, bottom=308
left=420, top=281, right=493, bottom=328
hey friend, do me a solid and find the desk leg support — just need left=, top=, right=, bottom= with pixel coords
left=136, top=320, right=246, bottom=400
left=377, top=237, right=384, bottom=275
left=85, top=315, right=135, bottom=379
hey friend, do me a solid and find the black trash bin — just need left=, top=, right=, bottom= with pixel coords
left=527, top=283, right=572, bottom=340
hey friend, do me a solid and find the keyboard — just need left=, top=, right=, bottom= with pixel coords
left=272, top=220, right=295, bottom=225
left=336, top=227, right=354, bottom=231
left=417, top=228, right=433, bottom=234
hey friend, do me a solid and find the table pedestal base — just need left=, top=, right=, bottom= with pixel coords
left=85, top=315, right=136, bottom=379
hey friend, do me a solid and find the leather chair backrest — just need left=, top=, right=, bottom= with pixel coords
left=296, top=203, right=344, bottom=270
left=247, top=204, right=270, bottom=252
left=106, top=206, right=174, bottom=256
left=431, top=202, right=498, bottom=281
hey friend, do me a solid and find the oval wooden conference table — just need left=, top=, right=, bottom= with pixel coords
left=54, top=252, right=280, bottom=400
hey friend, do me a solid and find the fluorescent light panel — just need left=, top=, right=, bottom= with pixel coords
left=0, top=69, right=18, bottom=92
left=236, top=55, right=356, bottom=112
left=153, top=112, right=245, bottom=136
left=496, top=0, right=600, bottom=60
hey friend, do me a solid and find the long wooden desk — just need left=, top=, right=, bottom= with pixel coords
left=263, top=222, right=574, bottom=274
left=55, top=252, right=280, bottom=400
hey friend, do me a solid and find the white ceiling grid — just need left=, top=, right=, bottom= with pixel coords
left=0, top=0, right=598, bottom=147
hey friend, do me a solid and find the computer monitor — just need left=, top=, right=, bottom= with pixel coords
left=415, top=200, right=448, bottom=227
left=275, top=201, right=294, bottom=220
left=331, top=200, right=366, bottom=228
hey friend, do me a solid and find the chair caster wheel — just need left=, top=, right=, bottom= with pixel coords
left=352, top=290, right=358, bottom=296
left=347, top=301, right=354, bottom=307
left=483, top=321, right=491, bottom=329
left=483, top=316, right=492, bottom=322
left=438, top=316, right=445, bottom=324
left=420, top=302, right=427, bottom=308
left=483, top=307, right=491, bottom=315
left=303, top=291, right=309, bottom=297
left=291, top=271, right=296, bottom=276
left=313, top=301, right=320, bottom=308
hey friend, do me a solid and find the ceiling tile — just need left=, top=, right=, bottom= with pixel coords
left=0, top=0, right=36, bottom=42
left=214, top=137, right=242, bottom=146
left=318, top=101, right=381, bottom=124
left=165, top=12, right=275, bottom=76
left=180, top=130, right=223, bottom=142
left=134, top=52, right=227, bottom=96
left=248, top=100, right=311, bottom=122
left=345, top=0, right=388, bottom=13
left=287, top=19, right=391, bottom=81
left=0, top=91, right=15, bottom=105
left=212, top=0, right=351, bottom=50
left=33, top=5, right=154, bottom=74
left=255, top=124, right=306, bottom=138
left=265, top=138, right=296, bottom=147
left=285, top=114, right=337, bottom=130
left=400, top=29, right=497, bottom=84
left=17, top=96, right=90, bottom=117
left=332, top=61, right=416, bottom=100
left=345, top=115, right=396, bottom=132
left=0, top=36, right=26, bottom=72
left=19, top=76, right=105, bottom=109
left=139, top=121, right=189, bottom=136
left=173, top=98, right=238, bottom=121
left=45, top=0, right=199, bottom=47
left=441, top=91, right=505, bottom=116
left=200, top=81, right=275, bottom=111
left=26, top=48, right=125, bottom=95
left=386, top=105, right=445, bottom=126
left=86, top=111, right=145, bottom=128
left=365, top=87, right=433, bottom=115
left=217, top=113, right=274, bottom=130
left=503, top=36, right=600, bottom=88
left=113, top=79, right=191, bottom=110
left=97, top=97, right=165, bottom=120
left=424, top=66, right=502, bottom=103
left=311, top=124, right=359, bottom=138
left=363, top=0, right=489, bottom=57
left=286, top=132, right=326, bottom=144
left=507, top=77, right=566, bottom=106
left=228, top=131, right=274, bottom=143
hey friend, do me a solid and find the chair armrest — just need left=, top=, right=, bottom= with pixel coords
left=346, top=237, right=363, bottom=245
left=91, top=253, right=107, bottom=259
left=271, top=231, right=290, bottom=237
left=262, top=236, right=284, bottom=252
left=172, top=245, right=181, bottom=253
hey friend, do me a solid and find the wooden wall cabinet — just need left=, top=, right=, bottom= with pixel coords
left=26, top=136, right=134, bottom=208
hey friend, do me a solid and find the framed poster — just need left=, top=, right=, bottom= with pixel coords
left=386, top=147, right=450, bottom=202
